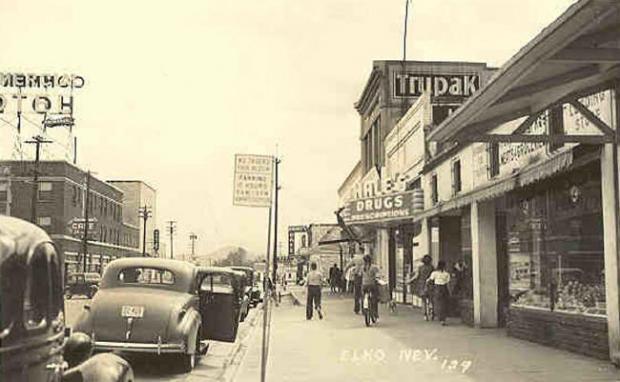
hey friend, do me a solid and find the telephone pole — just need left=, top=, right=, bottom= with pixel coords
left=167, top=220, right=177, bottom=259
left=82, top=171, right=92, bottom=272
left=139, top=205, right=152, bottom=256
left=189, top=233, right=198, bottom=262
left=25, top=135, right=52, bottom=223
left=272, top=157, right=281, bottom=282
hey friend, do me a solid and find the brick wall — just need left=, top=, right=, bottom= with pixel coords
left=507, top=307, right=609, bottom=360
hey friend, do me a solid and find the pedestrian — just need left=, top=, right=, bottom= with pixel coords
left=427, top=260, right=451, bottom=326
left=329, top=263, right=338, bottom=293
left=362, top=254, right=381, bottom=320
left=305, top=262, right=324, bottom=320
left=334, top=266, right=342, bottom=293
left=353, top=260, right=363, bottom=313
left=407, top=255, right=434, bottom=320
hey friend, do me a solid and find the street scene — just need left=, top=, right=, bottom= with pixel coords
left=2, top=0, right=620, bottom=381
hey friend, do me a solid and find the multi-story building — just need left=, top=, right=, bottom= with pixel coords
left=0, top=160, right=141, bottom=273
left=107, top=180, right=158, bottom=256
left=338, top=60, right=496, bottom=300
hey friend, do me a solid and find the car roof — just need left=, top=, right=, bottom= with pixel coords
left=102, top=257, right=197, bottom=291
left=197, top=266, right=236, bottom=274
left=230, top=266, right=254, bottom=272
left=0, top=216, right=54, bottom=268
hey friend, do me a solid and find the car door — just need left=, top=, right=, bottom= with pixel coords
left=197, top=272, right=239, bottom=343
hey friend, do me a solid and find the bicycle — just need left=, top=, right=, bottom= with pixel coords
left=361, top=289, right=377, bottom=327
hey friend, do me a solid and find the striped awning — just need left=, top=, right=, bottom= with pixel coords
left=519, top=149, right=573, bottom=187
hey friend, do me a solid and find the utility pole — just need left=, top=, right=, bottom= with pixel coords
left=189, top=233, right=198, bottom=262
left=167, top=220, right=177, bottom=259
left=25, top=135, right=52, bottom=224
left=272, top=157, right=281, bottom=282
left=138, top=205, right=152, bottom=256
left=82, top=171, right=92, bottom=273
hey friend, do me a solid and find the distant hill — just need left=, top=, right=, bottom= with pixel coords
left=194, top=246, right=259, bottom=267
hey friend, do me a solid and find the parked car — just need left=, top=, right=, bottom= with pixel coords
left=0, top=216, right=133, bottom=382
left=74, top=258, right=242, bottom=372
left=230, top=266, right=262, bottom=307
left=65, top=272, right=101, bottom=299
left=227, top=269, right=251, bottom=321
left=197, top=267, right=246, bottom=341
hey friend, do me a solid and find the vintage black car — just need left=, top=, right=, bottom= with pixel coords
left=65, top=272, right=101, bottom=299
left=74, top=259, right=243, bottom=372
left=0, top=216, right=133, bottom=382
left=226, top=268, right=251, bottom=322
left=230, top=266, right=261, bottom=307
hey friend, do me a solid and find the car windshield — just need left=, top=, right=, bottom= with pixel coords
left=118, top=267, right=175, bottom=286
left=67, top=274, right=84, bottom=284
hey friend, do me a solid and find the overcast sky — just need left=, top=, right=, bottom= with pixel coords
left=0, top=0, right=576, bottom=257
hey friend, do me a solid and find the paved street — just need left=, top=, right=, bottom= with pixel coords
left=65, top=298, right=261, bottom=382
left=234, top=289, right=620, bottom=382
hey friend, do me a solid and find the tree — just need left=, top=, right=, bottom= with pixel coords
left=214, top=247, right=255, bottom=267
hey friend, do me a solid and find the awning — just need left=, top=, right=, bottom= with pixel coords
left=427, top=0, right=620, bottom=145
left=413, top=174, right=518, bottom=223
left=318, top=225, right=375, bottom=245
left=519, top=149, right=573, bottom=187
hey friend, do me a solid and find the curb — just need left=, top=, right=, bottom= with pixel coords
left=219, top=304, right=262, bottom=382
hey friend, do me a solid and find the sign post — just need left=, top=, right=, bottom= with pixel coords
left=233, top=154, right=276, bottom=382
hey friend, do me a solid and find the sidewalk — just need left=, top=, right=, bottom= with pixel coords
left=233, top=289, right=620, bottom=382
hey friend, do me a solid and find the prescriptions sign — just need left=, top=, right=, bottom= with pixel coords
left=343, top=190, right=421, bottom=224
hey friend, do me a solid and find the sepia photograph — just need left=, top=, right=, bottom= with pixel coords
left=1, top=0, right=620, bottom=381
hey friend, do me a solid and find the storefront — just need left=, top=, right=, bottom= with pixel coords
left=420, top=0, right=620, bottom=362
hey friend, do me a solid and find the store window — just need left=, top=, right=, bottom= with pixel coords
left=452, top=160, right=462, bottom=195
left=38, top=182, right=53, bottom=201
left=507, top=163, right=605, bottom=316
left=431, top=174, right=438, bottom=205
left=37, top=217, right=51, bottom=227
left=488, top=143, right=500, bottom=178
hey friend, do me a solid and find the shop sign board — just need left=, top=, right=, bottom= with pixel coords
left=496, top=90, right=613, bottom=176
left=233, top=154, right=273, bottom=208
left=68, top=218, right=99, bottom=241
left=342, top=189, right=423, bottom=224
left=393, top=73, right=480, bottom=98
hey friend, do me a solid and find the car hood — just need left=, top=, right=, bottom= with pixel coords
left=91, top=287, right=193, bottom=343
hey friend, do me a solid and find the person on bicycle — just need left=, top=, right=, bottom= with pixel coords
left=407, top=255, right=434, bottom=320
left=361, top=254, right=380, bottom=320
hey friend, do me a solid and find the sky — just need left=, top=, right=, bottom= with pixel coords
left=0, top=0, right=577, bottom=258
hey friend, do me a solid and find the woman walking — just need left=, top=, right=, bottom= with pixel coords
left=408, top=255, right=434, bottom=320
left=427, top=260, right=451, bottom=326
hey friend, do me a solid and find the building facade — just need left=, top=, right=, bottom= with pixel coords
left=0, top=160, right=141, bottom=274
left=107, top=180, right=158, bottom=256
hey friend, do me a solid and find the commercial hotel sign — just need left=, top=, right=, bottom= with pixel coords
left=342, top=190, right=423, bottom=224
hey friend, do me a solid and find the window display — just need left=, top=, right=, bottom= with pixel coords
left=507, top=163, right=605, bottom=316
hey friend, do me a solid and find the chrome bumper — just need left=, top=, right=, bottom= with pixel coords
left=94, top=340, right=186, bottom=354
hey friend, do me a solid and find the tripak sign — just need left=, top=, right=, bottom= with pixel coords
left=394, top=73, right=480, bottom=98
left=233, top=154, right=273, bottom=208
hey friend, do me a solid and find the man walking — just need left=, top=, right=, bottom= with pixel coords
left=306, top=262, right=324, bottom=320
left=353, top=260, right=363, bottom=314
left=329, top=263, right=337, bottom=293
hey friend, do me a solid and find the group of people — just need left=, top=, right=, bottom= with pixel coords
left=303, top=251, right=470, bottom=327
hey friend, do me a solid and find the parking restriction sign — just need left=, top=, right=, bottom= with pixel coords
left=233, top=154, right=274, bottom=208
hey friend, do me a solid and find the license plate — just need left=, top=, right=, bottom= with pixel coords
left=121, top=305, right=144, bottom=318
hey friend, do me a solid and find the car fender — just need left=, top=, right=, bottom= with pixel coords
left=169, top=306, right=201, bottom=353
left=62, top=353, right=134, bottom=382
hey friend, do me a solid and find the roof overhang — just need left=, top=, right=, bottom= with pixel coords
left=427, top=0, right=620, bottom=145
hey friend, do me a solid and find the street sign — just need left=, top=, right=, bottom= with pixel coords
left=233, top=154, right=273, bottom=208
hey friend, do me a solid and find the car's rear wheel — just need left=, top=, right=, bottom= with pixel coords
left=180, top=327, right=201, bottom=373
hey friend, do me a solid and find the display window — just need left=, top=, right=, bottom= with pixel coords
left=506, top=163, right=605, bottom=317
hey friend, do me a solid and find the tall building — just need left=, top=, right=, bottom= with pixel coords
left=0, top=160, right=140, bottom=274
left=107, top=180, right=158, bottom=257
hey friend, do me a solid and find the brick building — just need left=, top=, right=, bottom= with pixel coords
left=0, top=160, right=141, bottom=274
